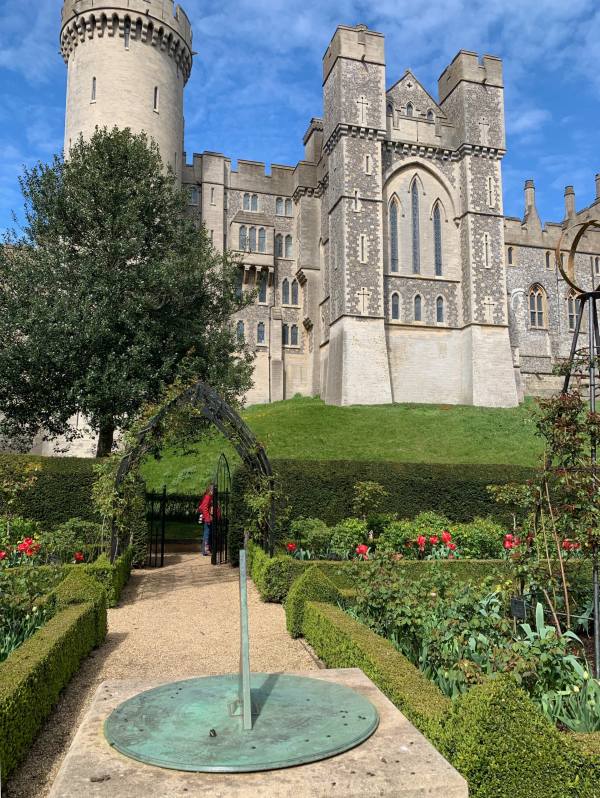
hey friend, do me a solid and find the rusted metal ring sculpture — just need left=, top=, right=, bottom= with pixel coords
left=555, top=218, right=600, bottom=294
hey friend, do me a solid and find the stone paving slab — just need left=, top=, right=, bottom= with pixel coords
left=48, top=668, right=468, bottom=798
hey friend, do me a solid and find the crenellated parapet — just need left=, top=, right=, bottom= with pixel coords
left=60, top=0, right=193, bottom=84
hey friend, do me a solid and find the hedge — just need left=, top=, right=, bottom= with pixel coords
left=64, top=547, right=135, bottom=607
left=439, top=677, right=598, bottom=798
left=230, top=459, right=535, bottom=552
left=302, top=601, right=450, bottom=739
left=285, top=566, right=344, bottom=638
left=0, top=454, right=98, bottom=526
left=0, top=568, right=107, bottom=779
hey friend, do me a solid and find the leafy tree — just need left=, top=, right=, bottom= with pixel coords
left=0, top=127, right=252, bottom=456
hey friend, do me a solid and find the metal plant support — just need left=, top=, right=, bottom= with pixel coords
left=111, top=381, right=276, bottom=562
left=212, top=453, right=231, bottom=566
left=556, top=219, right=600, bottom=678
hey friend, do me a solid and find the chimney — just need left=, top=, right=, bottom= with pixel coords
left=596, top=173, right=600, bottom=200
left=523, top=179, right=542, bottom=232
left=564, top=186, right=576, bottom=220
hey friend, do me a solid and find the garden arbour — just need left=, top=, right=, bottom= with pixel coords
left=110, top=380, right=276, bottom=561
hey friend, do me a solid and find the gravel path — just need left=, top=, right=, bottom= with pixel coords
left=6, top=551, right=318, bottom=798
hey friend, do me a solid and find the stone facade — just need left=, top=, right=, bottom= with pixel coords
left=60, top=7, right=600, bottom=411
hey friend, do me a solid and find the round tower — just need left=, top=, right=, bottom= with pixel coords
left=60, top=0, right=193, bottom=181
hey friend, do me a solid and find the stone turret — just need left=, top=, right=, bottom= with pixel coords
left=60, top=0, right=193, bottom=180
left=523, top=179, right=542, bottom=233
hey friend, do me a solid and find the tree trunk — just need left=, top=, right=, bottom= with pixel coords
left=96, top=421, right=115, bottom=458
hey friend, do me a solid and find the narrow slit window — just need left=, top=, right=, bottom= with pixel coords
left=291, top=325, right=299, bottom=346
left=285, top=199, right=293, bottom=216
left=507, top=247, right=513, bottom=266
left=257, top=322, right=265, bottom=344
left=567, top=291, right=579, bottom=331
left=354, top=190, right=359, bottom=211
left=249, top=227, right=257, bottom=253
left=210, top=187, right=215, bottom=205
left=282, top=279, right=290, bottom=305
left=360, top=235, right=367, bottom=264
left=391, top=292, right=400, bottom=320
left=433, top=204, right=442, bottom=276
left=291, top=279, right=299, bottom=305
left=487, top=176, right=494, bottom=207
left=258, top=272, right=267, bottom=303
left=282, top=324, right=289, bottom=346
left=414, top=294, right=422, bottom=322
left=153, top=86, right=159, bottom=112
left=91, top=76, right=97, bottom=102
left=436, top=296, right=444, bottom=323
left=390, top=200, right=399, bottom=273
left=243, top=193, right=250, bottom=211
left=285, top=235, right=293, bottom=258
left=484, top=233, right=490, bottom=268
left=546, top=251, right=551, bottom=269
left=365, top=154, right=371, bottom=175
left=411, top=181, right=420, bottom=274
left=124, top=18, right=131, bottom=48
left=258, top=228, right=266, bottom=253
left=236, top=320, right=245, bottom=343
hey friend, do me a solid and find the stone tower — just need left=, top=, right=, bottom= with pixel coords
left=60, top=0, right=193, bottom=180
left=438, top=52, right=518, bottom=406
left=321, top=25, right=393, bottom=405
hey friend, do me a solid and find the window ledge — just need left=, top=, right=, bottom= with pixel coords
left=281, top=303, right=300, bottom=309
left=283, top=345, right=301, bottom=350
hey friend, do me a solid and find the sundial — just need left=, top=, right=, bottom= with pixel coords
left=104, top=550, right=379, bottom=772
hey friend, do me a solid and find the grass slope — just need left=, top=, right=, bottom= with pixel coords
left=141, top=396, right=542, bottom=495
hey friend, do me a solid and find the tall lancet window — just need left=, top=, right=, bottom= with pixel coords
left=433, top=204, right=442, bottom=276
left=390, top=200, right=399, bottom=273
left=411, top=181, right=420, bottom=274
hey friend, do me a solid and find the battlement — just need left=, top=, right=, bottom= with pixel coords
left=60, top=1, right=193, bottom=82
left=438, top=50, right=503, bottom=103
left=323, top=24, right=385, bottom=83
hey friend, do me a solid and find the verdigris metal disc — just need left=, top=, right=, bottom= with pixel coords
left=104, top=673, right=379, bottom=772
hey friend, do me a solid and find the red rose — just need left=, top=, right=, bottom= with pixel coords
left=356, top=544, right=369, bottom=556
left=503, top=539, right=513, bottom=550
left=562, top=540, right=571, bottom=550
left=504, top=533, right=513, bottom=542
left=74, top=551, right=85, bottom=563
left=441, top=531, right=452, bottom=545
left=448, top=542, right=457, bottom=551
left=417, top=535, right=427, bottom=551
left=0, top=551, right=6, bottom=560
left=286, top=543, right=297, bottom=553
left=429, top=535, right=439, bottom=545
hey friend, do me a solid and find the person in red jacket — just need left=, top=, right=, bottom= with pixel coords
left=198, top=484, right=214, bottom=556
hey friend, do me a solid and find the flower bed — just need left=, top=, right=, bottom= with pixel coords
left=285, top=567, right=599, bottom=798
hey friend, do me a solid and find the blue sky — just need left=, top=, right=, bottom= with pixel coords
left=0, top=0, right=599, bottom=233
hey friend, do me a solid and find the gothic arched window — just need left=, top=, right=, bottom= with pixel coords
left=285, top=199, right=293, bottom=216
left=282, top=324, right=289, bottom=346
left=236, top=320, right=245, bottom=343
left=391, top=292, right=400, bottom=320
left=124, top=17, right=131, bottom=48
left=529, top=284, right=546, bottom=328
left=411, top=181, right=420, bottom=274
left=249, top=227, right=257, bottom=252
left=567, top=290, right=580, bottom=331
left=257, top=322, right=265, bottom=344
left=251, top=194, right=259, bottom=212
left=427, top=109, right=434, bottom=122
left=389, top=200, right=399, bottom=273
left=436, top=296, right=445, bottom=323
left=258, top=227, right=266, bottom=253
left=239, top=225, right=247, bottom=250
left=285, top=235, right=293, bottom=258
left=406, top=103, right=414, bottom=117
left=282, top=279, right=290, bottom=305
left=243, top=193, right=250, bottom=211
left=414, top=294, right=422, bottom=322
left=276, top=197, right=284, bottom=215
left=291, top=325, right=299, bottom=346
left=275, top=234, right=283, bottom=257
left=546, top=251, right=551, bottom=269
left=291, top=279, right=299, bottom=305
left=433, top=203, right=442, bottom=276
left=258, top=272, right=267, bottom=303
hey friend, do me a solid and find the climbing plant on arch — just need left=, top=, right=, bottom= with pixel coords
left=110, top=381, right=275, bottom=560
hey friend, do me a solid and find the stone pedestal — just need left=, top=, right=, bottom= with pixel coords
left=48, top=668, right=468, bottom=798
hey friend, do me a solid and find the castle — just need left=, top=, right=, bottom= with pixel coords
left=59, top=0, right=600, bottom=415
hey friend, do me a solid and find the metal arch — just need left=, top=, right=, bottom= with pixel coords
left=212, top=453, right=232, bottom=566
left=112, top=381, right=275, bottom=559
left=555, top=219, right=600, bottom=295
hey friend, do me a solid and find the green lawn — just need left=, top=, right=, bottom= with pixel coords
left=141, top=396, right=543, bottom=494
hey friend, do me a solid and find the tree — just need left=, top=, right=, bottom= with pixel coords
left=0, top=128, right=253, bottom=456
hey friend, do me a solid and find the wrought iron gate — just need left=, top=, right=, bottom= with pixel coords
left=211, top=454, right=231, bottom=565
left=146, top=486, right=166, bottom=568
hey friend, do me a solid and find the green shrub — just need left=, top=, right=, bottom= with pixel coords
left=378, top=511, right=452, bottom=554
left=78, top=547, right=134, bottom=607
left=0, top=517, right=42, bottom=548
left=39, top=518, right=105, bottom=564
left=329, top=518, right=369, bottom=558
left=438, top=677, right=595, bottom=798
left=285, top=567, right=344, bottom=637
left=303, top=601, right=450, bottom=739
left=452, top=517, right=506, bottom=559
left=0, top=454, right=98, bottom=526
left=288, top=517, right=330, bottom=554
left=0, top=562, right=107, bottom=779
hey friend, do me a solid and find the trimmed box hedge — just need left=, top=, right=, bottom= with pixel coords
left=0, top=568, right=107, bottom=779
left=0, top=453, right=98, bottom=526
left=230, top=459, right=535, bottom=554
left=64, top=546, right=135, bottom=607
left=285, top=566, right=345, bottom=638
